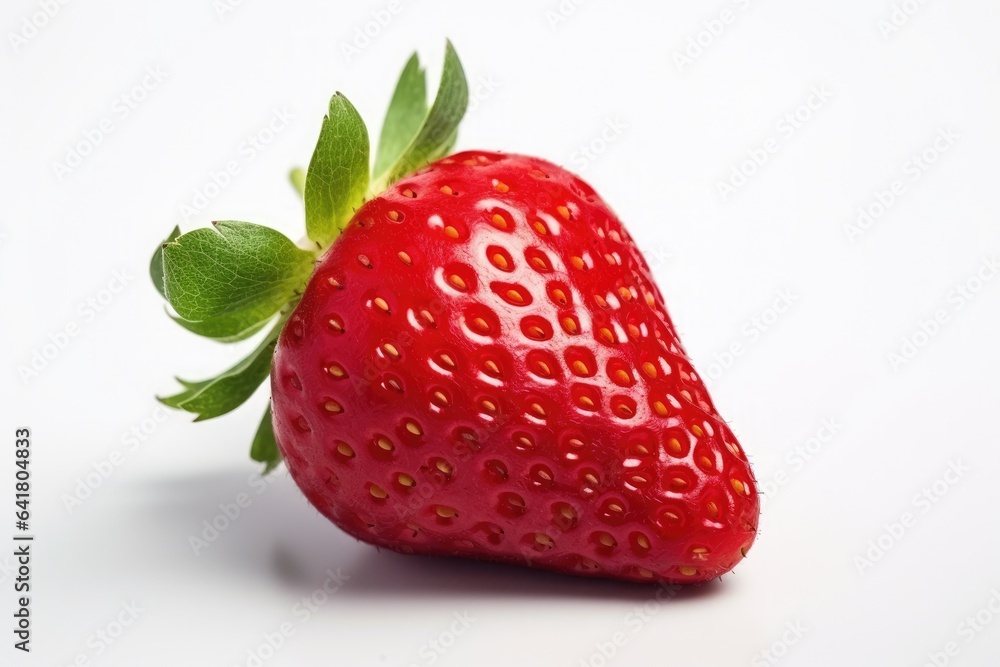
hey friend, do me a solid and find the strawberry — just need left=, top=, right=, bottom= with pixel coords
left=153, top=42, right=759, bottom=584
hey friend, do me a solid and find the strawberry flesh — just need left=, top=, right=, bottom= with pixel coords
left=271, top=151, right=759, bottom=583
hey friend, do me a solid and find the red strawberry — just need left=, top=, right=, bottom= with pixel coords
left=153, top=43, right=758, bottom=584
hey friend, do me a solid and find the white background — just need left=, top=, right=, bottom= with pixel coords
left=3, top=1, right=1000, bottom=665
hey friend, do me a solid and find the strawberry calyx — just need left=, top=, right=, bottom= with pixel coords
left=150, top=42, right=470, bottom=472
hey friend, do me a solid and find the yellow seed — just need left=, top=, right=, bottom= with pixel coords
left=594, top=294, right=608, bottom=308
left=532, top=221, right=547, bottom=235
left=529, top=403, right=546, bottom=418
left=578, top=395, right=595, bottom=409
left=373, top=297, right=389, bottom=312
left=530, top=256, right=548, bottom=271
left=614, top=369, right=630, bottom=384
left=436, top=505, right=458, bottom=518
left=494, top=181, right=509, bottom=193
left=597, top=533, right=616, bottom=548
left=397, top=473, right=415, bottom=487
left=642, top=362, right=657, bottom=378
left=556, top=205, right=570, bottom=219
left=438, top=353, right=456, bottom=370
left=387, top=210, right=400, bottom=221
left=369, top=484, right=387, bottom=499
left=336, top=442, right=354, bottom=458
left=449, top=274, right=466, bottom=290
left=707, top=501, right=719, bottom=518
left=444, top=226, right=460, bottom=239
left=432, top=390, right=449, bottom=406
left=324, top=401, right=343, bottom=413
left=562, top=317, right=578, bottom=334
left=533, top=360, right=551, bottom=377
left=397, top=251, right=412, bottom=265
left=528, top=325, right=545, bottom=339
left=572, top=360, right=589, bottom=376
left=618, top=403, right=634, bottom=417
left=492, top=253, right=509, bottom=269
left=401, top=188, right=416, bottom=198
left=699, top=456, right=714, bottom=471
left=535, top=533, right=553, bottom=547
left=436, top=460, right=453, bottom=475
left=506, top=289, right=524, bottom=304
left=328, top=318, right=344, bottom=333
left=383, top=342, right=400, bottom=358
left=471, top=317, right=490, bottom=334
left=327, top=277, right=342, bottom=289
left=607, top=502, right=623, bottom=514
left=481, top=399, right=497, bottom=413
left=535, top=468, right=553, bottom=481
left=691, top=424, right=704, bottom=437
left=691, top=547, right=710, bottom=560
left=636, top=534, right=651, bottom=550
left=327, top=364, right=346, bottom=378
left=571, top=256, right=585, bottom=270
left=679, top=566, right=698, bottom=576
left=670, top=477, right=688, bottom=490
left=583, top=473, right=599, bottom=487
left=653, top=401, right=668, bottom=417
left=667, top=438, right=683, bottom=455
left=483, top=359, right=501, bottom=377
left=599, top=328, right=615, bottom=344
left=516, top=434, right=534, bottom=449
left=420, top=310, right=436, bottom=326
left=376, top=437, right=394, bottom=451
left=731, top=478, right=746, bottom=495
left=637, top=567, right=654, bottom=579
left=405, top=421, right=422, bottom=436
left=551, top=288, right=567, bottom=305
left=491, top=213, right=508, bottom=229
left=440, top=185, right=454, bottom=195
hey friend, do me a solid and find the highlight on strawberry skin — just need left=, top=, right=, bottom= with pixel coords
left=152, top=41, right=760, bottom=585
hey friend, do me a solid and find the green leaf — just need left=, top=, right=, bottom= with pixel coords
left=150, top=226, right=180, bottom=299
left=376, top=41, right=469, bottom=189
left=304, top=93, right=370, bottom=248
left=250, top=405, right=282, bottom=474
left=161, top=221, right=314, bottom=338
left=373, top=53, right=428, bottom=179
left=159, top=318, right=283, bottom=421
left=289, top=167, right=306, bottom=199
left=169, top=309, right=274, bottom=343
